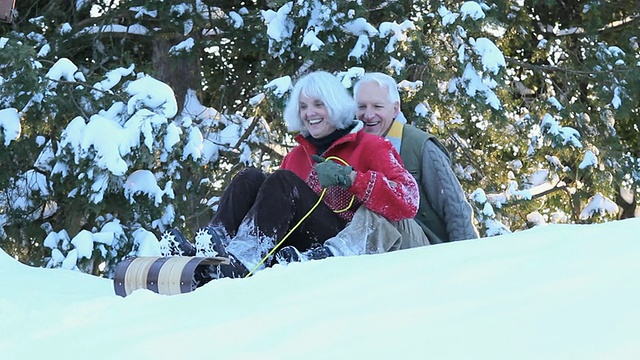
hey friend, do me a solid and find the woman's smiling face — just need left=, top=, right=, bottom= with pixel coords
left=299, top=94, right=337, bottom=139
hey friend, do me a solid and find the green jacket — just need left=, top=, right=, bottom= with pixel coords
left=392, top=123, right=478, bottom=243
left=399, top=125, right=449, bottom=243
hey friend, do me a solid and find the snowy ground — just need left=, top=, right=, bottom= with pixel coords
left=1, top=218, right=639, bottom=360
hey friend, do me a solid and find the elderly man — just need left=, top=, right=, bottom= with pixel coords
left=353, top=73, right=478, bottom=242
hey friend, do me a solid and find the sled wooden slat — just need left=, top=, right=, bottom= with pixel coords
left=156, top=257, right=189, bottom=295
left=114, top=256, right=229, bottom=297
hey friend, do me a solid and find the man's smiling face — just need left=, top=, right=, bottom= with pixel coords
left=355, top=81, right=399, bottom=136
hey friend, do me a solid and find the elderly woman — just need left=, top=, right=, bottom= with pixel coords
left=161, top=71, right=419, bottom=282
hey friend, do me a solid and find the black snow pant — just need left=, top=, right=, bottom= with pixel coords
left=208, top=167, right=347, bottom=264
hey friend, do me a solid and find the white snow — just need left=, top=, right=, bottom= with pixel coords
left=45, top=58, right=78, bottom=82
left=1, top=218, right=639, bottom=359
left=70, top=230, right=95, bottom=260
left=125, top=76, right=178, bottom=118
left=460, top=1, right=485, bottom=21
left=264, top=76, right=293, bottom=97
left=169, top=37, right=195, bottom=55
left=92, top=65, right=136, bottom=96
left=80, top=24, right=149, bottom=36
left=439, top=6, right=460, bottom=26
left=471, top=37, right=506, bottom=75
left=579, top=193, right=619, bottom=220
left=0, top=107, right=21, bottom=146
left=343, top=17, right=378, bottom=36
left=37, top=43, right=51, bottom=57
left=611, top=87, right=622, bottom=109
left=379, top=20, right=415, bottom=53
left=124, top=169, right=172, bottom=206
left=579, top=150, right=598, bottom=169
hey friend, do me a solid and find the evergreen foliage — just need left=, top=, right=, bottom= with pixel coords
left=0, top=0, right=637, bottom=275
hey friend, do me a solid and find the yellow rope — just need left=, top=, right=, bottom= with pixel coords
left=244, top=155, right=355, bottom=278
left=244, top=188, right=326, bottom=277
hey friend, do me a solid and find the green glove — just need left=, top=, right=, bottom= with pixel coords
left=312, top=155, right=354, bottom=188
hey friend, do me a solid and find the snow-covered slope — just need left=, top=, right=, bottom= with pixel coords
left=1, top=218, right=639, bottom=359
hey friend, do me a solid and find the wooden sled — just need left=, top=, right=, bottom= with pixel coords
left=113, top=256, right=229, bottom=297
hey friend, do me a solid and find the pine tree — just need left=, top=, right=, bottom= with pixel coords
left=0, top=0, right=638, bottom=274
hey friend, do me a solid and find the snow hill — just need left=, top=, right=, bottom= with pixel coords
left=1, top=218, right=639, bottom=359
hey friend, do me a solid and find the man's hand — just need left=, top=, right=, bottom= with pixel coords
left=312, top=155, right=354, bottom=188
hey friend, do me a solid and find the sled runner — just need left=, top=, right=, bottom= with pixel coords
left=113, top=256, right=229, bottom=297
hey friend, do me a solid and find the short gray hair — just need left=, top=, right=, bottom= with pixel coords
left=353, top=72, right=401, bottom=104
left=284, top=71, right=356, bottom=136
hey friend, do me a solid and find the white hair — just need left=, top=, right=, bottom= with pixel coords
left=283, top=71, right=357, bottom=136
left=353, top=72, right=401, bottom=104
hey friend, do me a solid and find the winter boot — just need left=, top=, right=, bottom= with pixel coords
left=276, top=245, right=333, bottom=265
left=194, top=226, right=228, bottom=257
left=275, top=246, right=304, bottom=264
left=193, top=254, right=249, bottom=287
left=191, top=228, right=249, bottom=285
left=159, top=228, right=196, bottom=256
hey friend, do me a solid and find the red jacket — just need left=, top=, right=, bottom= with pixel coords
left=280, top=123, right=419, bottom=222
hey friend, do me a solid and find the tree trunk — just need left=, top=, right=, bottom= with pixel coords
left=152, top=34, right=202, bottom=112
left=617, top=186, right=638, bottom=219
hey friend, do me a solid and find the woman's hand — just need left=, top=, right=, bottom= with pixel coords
left=312, top=155, right=354, bottom=188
